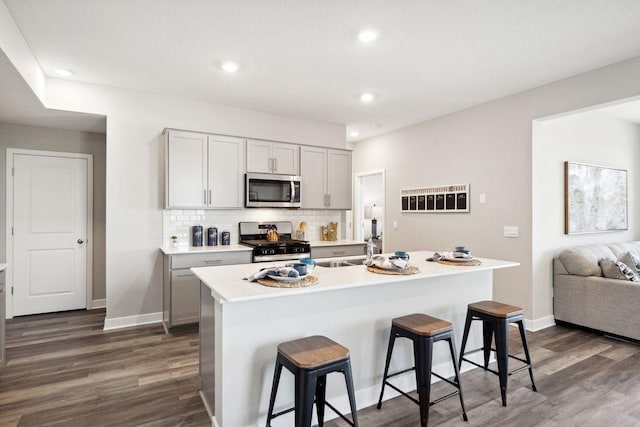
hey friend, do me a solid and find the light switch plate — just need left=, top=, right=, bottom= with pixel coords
left=479, top=193, right=486, bottom=204
left=504, top=226, right=519, bottom=238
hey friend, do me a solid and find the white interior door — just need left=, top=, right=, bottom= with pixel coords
left=12, top=153, right=89, bottom=316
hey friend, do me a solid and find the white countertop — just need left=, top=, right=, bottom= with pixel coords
left=307, top=239, right=366, bottom=247
left=160, top=240, right=365, bottom=255
left=160, top=244, right=252, bottom=255
left=192, top=250, right=518, bottom=304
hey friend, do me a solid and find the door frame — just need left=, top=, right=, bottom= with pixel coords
left=5, top=148, right=94, bottom=318
left=354, top=169, right=386, bottom=248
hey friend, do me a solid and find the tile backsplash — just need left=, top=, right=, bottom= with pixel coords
left=163, top=209, right=347, bottom=247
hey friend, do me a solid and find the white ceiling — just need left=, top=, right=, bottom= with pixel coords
left=3, top=0, right=640, bottom=139
left=600, top=99, right=640, bottom=124
left=0, top=49, right=105, bottom=133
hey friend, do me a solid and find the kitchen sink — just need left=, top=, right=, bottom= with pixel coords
left=316, top=257, right=366, bottom=268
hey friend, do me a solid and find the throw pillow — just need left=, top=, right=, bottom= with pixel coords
left=618, top=251, right=640, bottom=274
left=599, top=258, right=640, bottom=282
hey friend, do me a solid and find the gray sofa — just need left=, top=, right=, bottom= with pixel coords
left=553, top=241, right=640, bottom=341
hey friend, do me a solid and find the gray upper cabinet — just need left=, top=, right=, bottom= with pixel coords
left=326, top=149, right=352, bottom=209
left=246, top=140, right=299, bottom=175
left=165, top=130, right=245, bottom=209
left=300, top=146, right=352, bottom=209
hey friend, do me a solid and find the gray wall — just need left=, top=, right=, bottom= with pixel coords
left=0, top=123, right=106, bottom=301
left=352, top=56, right=640, bottom=325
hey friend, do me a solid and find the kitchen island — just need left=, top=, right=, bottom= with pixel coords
left=192, top=251, right=518, bottom=427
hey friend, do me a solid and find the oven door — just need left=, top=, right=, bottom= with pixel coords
left=246, top=173, right=301, bottom=208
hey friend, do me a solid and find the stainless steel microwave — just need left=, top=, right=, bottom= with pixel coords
left=245, top=173, right=301, bottom=208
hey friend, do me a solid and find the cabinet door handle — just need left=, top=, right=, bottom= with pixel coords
left=204, top=259, right=223, bottom=264
left=332, top=251, right=345, bottom=256
left=209, top=189, right=212, bottom=205
left=273, top=158, right=277, bottom=172
left=204, top=189, right=207, bottom=205
left=176, top=273, right=194, bottom=278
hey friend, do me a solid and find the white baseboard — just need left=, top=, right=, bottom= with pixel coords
left=200, top=391, right=216, bottom=427
left=526, top=315, right=556, bottom=332
left=90, top=299, right=106, bottom=309
left=103, top=311, right=163, bottom=331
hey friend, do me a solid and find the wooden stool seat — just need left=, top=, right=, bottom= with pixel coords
left=266, top=335, right=358, bottom=427
left=467, top=300, right=523, bottom=318
left=392, top=313, right=453, bottom=337
left=378, top=314, right=467, bottom=426
left=459, top=300, right=537, bottom=407
left=278, top=335, right=349, bottom=369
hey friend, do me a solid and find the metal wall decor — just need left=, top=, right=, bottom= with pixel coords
left=401, top=183, right=470, bottom=213
left=564, top=161, right=627, bottom=234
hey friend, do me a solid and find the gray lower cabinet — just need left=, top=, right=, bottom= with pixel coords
left=311, top=244, right=366, bottom=259
left=0, top=270, right=6, bottom=368
left=163, top=250, right=251, bottom=330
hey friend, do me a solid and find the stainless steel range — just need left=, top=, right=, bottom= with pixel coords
left=239, top=221, right=311, bottom=262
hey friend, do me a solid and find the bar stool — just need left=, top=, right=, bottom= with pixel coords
left=377, top=314, right=468, bottom=427
left=458, top=300, right=537, bottom=407
left=266, top=335, right=359, bottom=427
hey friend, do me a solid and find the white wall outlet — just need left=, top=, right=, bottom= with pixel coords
left=504, top=226, right=519, bottom=238
left=393, top=220, right=398, bottom=230
left=479, top=193, right=486, bottom=204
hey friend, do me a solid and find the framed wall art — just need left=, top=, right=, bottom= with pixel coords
left=401, top=183, right=469, bottom=213
left=564, top=161, right=627, bottom=234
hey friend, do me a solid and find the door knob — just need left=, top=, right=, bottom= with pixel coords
left=77, top=239, right=85, bottom=244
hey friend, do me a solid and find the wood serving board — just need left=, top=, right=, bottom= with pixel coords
left=435, top=259, right=482, bottom=266
left=366, top=265, right=420, bottom=275
left=257, top=275, right=319, bottom=288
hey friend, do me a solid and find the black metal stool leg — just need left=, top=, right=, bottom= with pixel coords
left=414, top=337, right=433, bottom=427
left=459, top=311, right=473, bottom=369
left=494, top=318, right=509, bottom=407
left=266, top=357, right=283, bottom=427
left=516, top=320, right=537, bottom=392
left=377, top=328, right=397, bottom=409
left=343, top=360, right=359, bottom=427
left=315, top=374, right=326, bottom=426
left=294, top=372, right=316, bottom=427
left=447, top=335, right=468, bottom=422
left=482, top=320, right=493, bottom=369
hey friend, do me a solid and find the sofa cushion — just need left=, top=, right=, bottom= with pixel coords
left=600, top=258, right=640, bottom=282
left=559, top=246, right=616, bottom=276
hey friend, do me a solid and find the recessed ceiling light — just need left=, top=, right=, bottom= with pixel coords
left=359, top=93, right=374, bottom=103
left=55, top=68, right=74, bottom=77
left=358, top=29, right=379, bottom=43
left=221, top=61, right=239, bottom=73
left=349, top=131, right=360, bottom=138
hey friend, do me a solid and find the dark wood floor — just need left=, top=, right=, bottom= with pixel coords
left=0, top=309, right=208, bottom=427
left=2, top=310, right=639, bottom=426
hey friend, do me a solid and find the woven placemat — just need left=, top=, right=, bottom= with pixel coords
left=257, top=275, right=319, bottom=288
left=366, top=265, right=420, bottom=275
left=435, top=259, right=482, bottom=266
